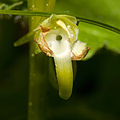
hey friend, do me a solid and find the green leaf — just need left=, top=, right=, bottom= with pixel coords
left=77, top=18, right=120, bottom=35
left=6, top=1, right=23, bottom=10
left=0, top=1, right=23, bottom=10
left=78, top=22, right=120, bottom=60
left=55, top=0, right=120, bottom=29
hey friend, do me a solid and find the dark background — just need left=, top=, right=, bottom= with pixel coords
left=0, top=0, right=120, bottom=120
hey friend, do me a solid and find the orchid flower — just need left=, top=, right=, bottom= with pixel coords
left=34, top=14, right=89, bottom=100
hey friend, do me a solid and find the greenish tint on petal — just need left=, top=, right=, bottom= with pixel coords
left=54, top=51, right=73, bottom=100
left=56, top=15, right=79, bottom=43
left=57, top=15, right=77, bottom=24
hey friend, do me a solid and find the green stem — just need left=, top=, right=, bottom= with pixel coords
left=0, top=9, right=51, bottom=16
left=0, top=10, right=120, bottom=34
left=27, top=0, right=56, bottom=120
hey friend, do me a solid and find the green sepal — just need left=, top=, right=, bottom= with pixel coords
left=56, top=15, right=78, bottom=43
left=14, top=31, right=34, bottom=47
left=58, top=15, right=77, bottom=24
left=39, top=14, right=78, bottom=43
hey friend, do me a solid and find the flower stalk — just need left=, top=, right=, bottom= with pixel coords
left=27, top=0, right=56, bottom=120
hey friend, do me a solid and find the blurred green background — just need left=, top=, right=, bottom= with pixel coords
left=0, top=0, right=120, bottom=120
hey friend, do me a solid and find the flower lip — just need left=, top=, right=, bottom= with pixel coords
left=45, top=28, right=70, bottom=56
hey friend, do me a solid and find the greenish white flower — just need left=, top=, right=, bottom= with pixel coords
left=34, top=14, right=89, bottom=100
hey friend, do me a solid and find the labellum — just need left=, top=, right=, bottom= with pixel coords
left=34, top=14, right=89, bottom=100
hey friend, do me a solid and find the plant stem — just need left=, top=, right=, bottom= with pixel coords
left=0, top=10, right=120, bottom=34
left=27, top=0, right=56, bottom=120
